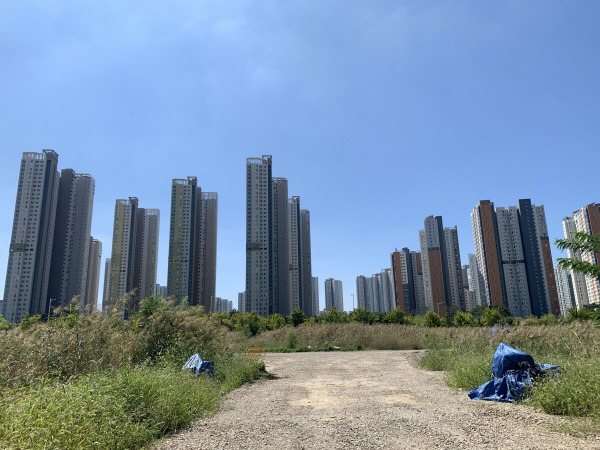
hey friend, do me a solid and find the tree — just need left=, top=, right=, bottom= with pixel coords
left=350, top=307, right=377, bottom=325
left=423, top=311, right=442, bottom=327
left=555, top=231, right=600, bottom=281
left=383, top=307, right=406, bottom=324
left=482, top=307, right=502, bottom=326
left=453, top=311, right=477, bottom=327
left=289, top=309, right=306, bottom=327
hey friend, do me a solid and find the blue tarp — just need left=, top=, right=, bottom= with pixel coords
left=468, top=343, right=559, bottom=403
left=182, top=353, right=215, bottom=377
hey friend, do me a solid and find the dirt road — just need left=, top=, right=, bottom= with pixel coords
left=156, top=350, right=600, bottom=449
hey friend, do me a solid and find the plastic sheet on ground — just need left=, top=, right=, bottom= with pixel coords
left=468, top=343, right=559, bottom=403
left=182, top=353, right=215, bottom=377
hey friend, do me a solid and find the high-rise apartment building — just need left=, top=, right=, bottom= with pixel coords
left=311, top=276, right=319, bottom=315
left=166, top=177, right=218, bottom=310
left=562, top=204, right=600, bottom=306
left=288, top=196, right=301, bottom=312
left=84, top=237, right=102, bottom=312
left=133, top=208, right=160, bottom=302
left=102, top=258, right=111, bottom=311
left=245, top=156, right=313, bottom=316
left=48, top=169, right=95, bottom=311
left=214, top=297, right=233, bottom=313
left=419, top=216, right=464, bottom=316
left=106, top=198, right=159, bottom=315
left=300, top=209, right=313, bottom=316
left=325, top=278, right=343, bottom=311
left=555, top=267, right=576, bottom=316
left=471, top=199, right=560, bottom=317
left=272, top=178, right=290, bottom=315
left=356, top=275, right=368, bottom=310
left=3, top=150, right=60, bottom=323
left=155, top=284, right=168, bottom=299
left=238, top=291, right=246, bottom=313
left=390, top=248, right=425, bottom=314
left=467, top=253, right=484, bottom=308
left=246, top=156, right=272, bottom=316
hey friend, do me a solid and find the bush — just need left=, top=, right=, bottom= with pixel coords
left=383, top=308, right=406, bottom=324
left=453, top=311, right=477, bottom=327
left=482, top=308, right=502, bottom=326
left=423, top=311, right=442, bottom=328
left=286, top=329, right=298, bottom=349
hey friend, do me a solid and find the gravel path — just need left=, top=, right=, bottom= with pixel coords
left=156, top=350, right=600, bottom=449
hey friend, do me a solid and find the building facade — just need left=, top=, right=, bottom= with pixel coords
left=3, top=150, right=60, bottom=323
left=48, top=169, right=95, bottom=312
left=84, top=237, right=102, bottom=312
left=419, top=216, right=464, bottom=317
left=311, top=276, right=320, bottom=315
left=325, top=278, right=343, bottom=311
left=166, top=177, right=218, bottom=310
left=106, top=198, right=159, bottom=315
left=246, top=156, right=272, bottom=316
left=245, top=156, right=313, bottom=316
left=562, top=204, right=600, bottom=307
left=555, top=267, right=576, bottom=316
left=471, top=199, right=560, bottom=317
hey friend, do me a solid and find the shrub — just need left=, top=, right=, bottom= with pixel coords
left=453, top=311, right=477, bottom=327
left=383, top=308, right=406, bottom=324
left=482, top=308, right=502, bottom=326
left=423, top=311, right=442, bottom=328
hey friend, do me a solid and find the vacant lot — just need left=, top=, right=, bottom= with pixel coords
left=156, top=351, right=600, bottom=449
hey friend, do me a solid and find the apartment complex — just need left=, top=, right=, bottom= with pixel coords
left=311, top=276, right=320, bottom=316
left=3, top=150, right=60, bottom=323
left=561, top=204, right=600, bottom=307
left=245, top=156, right=313, bottom=316
left=471, top=199, right=559, bottom=317
left=3, top=151, right=102, bottom=322
left=84, top=237, right=102, bottom=312
left=325, top=278, right=343, bottom=311
left=419, top=216, right=464, bottom=316
left=166, top=177, right=218, bottom=310
left=47, top=169, right=95, bottom=311
left=106, top=198, right=159, bottom=315
left=555, top=267, right=576, bottom=316
left=390, top=247, right=425, bottom=314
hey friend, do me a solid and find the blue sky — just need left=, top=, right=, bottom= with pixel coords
left=1, top=1, right=599, bottom=312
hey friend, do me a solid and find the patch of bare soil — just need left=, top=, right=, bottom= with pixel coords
left=155, top=351, right=600, bottom=449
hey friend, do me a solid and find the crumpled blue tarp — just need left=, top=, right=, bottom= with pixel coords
left=468, top=343, right=559, bottom=402
left=182, top=353, right=214, bottom=377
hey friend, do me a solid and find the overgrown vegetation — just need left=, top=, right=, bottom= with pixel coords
left=0, top=298, right=267, bottom=449
left=2, top=295, right=599, bottom=447
left=418, top=321, right=600, bottom=422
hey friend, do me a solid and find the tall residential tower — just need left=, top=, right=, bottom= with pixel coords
left=167, top=177, right=218, bottom=310
left=3, top=150, right=60, bottom=323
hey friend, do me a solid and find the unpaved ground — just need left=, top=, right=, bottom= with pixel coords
left=156, top=351, right=600, bottom=449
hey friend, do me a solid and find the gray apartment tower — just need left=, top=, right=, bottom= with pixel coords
left=102, top=258, right=111, bottom=311
left=47, top=169, right=95, bottom=312
left=167, top=177, right=218, bottom=310
left=106, top=198, right=159, bottom=315
left=325, top=278, right=343, bottom=311
left=3, top=150, right=60, bottom=323
left=471, top=199, right=560, bottom=317
left=562, top=204, right=600, bottom=307
left=311, top=277, right=319, bottom=315
left=419, top=216, right=464, bottom=316
left=84, top=237, right=102, bottom=312
left=246, top=156, right=313, bottom=316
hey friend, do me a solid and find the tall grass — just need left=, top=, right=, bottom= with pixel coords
left=418, top=321, right=600, bottom=420
left=0, top=307, right=266, bottom=449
